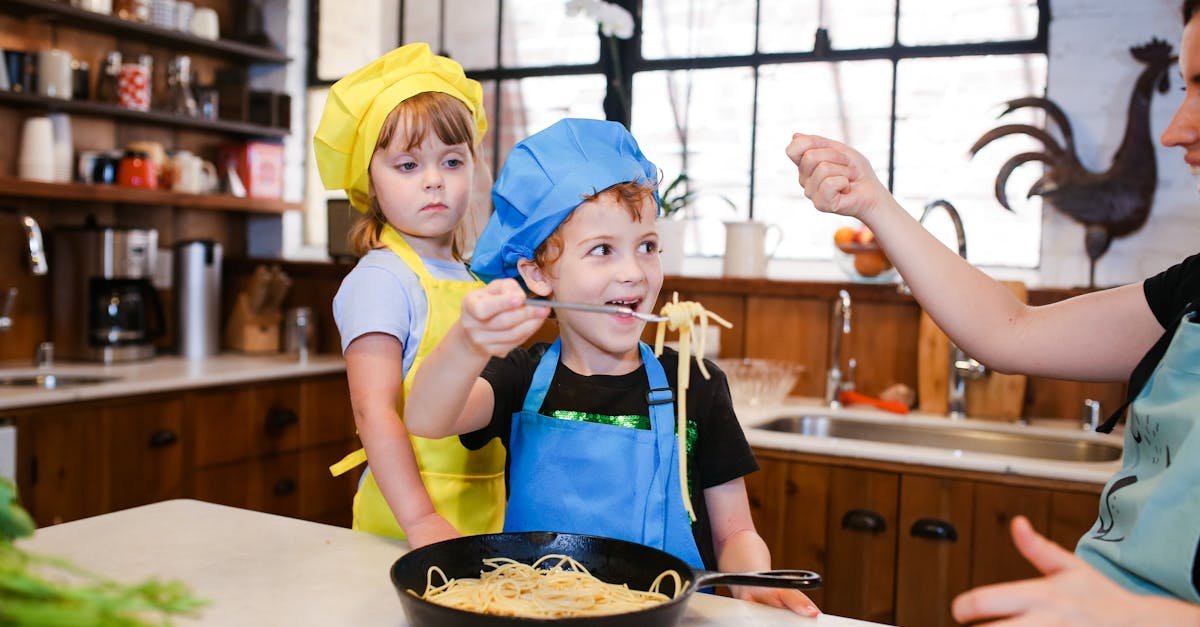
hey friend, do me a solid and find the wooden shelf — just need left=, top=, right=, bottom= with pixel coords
left=1, top=0, right=290, bottom=63
left=0, top=178, right=300, bottom=214
left=0, top=90, right=288, bottom=138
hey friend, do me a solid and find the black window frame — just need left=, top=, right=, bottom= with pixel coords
left=307, top=0, right=1050, bottom=218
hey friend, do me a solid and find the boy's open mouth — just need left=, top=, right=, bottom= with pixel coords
left=604, top=298, right=643, bottom=316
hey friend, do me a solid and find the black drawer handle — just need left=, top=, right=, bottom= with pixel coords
left=264, top=408, right=299, bottom=437
left=273, top=478, right=296, bottom=496
left=910, top=517, right=958, bottom=542
left=841, top=509, right=887, bottom=534
left=147, top=429, right=178, bottom=448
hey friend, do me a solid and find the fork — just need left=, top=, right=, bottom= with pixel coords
left=525, top=298, right=667, bottom=323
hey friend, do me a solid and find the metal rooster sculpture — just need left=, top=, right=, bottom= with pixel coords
left=970, top=39, right=1176, bottom=287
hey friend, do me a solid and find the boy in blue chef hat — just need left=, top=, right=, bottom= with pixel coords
left=406, top=118, right=819, bottom=616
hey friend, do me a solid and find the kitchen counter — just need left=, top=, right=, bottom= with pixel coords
left=18, top=500, right=886, bottom=626
left=0, top=353, right=345, bottom=410
left=737, top=398, right=1122, bottom=486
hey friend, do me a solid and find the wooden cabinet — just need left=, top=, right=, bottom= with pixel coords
left=7, top=372, right=358, bottom=529
left=750, top=448, right=1101, bottom=626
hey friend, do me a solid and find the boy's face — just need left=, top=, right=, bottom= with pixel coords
left=522, top=194, right=663, bottom=357
left=1164, top=16, right=1200, bottom=172
left=369, top=135, right=473, bottom=248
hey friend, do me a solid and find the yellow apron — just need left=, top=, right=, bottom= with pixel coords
left=329, top=225, right=506, bottom=539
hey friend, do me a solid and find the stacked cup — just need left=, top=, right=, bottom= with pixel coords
left=18, top=116, right=56, bottom=182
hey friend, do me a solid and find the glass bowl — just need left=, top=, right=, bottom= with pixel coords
left=715, top=358, right=805, bottom=406
left=833, top=246, right=898, bottom=284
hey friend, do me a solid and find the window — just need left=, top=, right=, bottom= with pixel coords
left=309, top=0, right=1048, bottom=268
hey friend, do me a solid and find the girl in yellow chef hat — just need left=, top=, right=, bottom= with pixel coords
left=315, top=43, right=505, bottom=546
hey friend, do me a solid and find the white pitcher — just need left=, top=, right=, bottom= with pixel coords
left=172, top=151, right=218, bottom=193
left=722, top=220, right=782, bottom=278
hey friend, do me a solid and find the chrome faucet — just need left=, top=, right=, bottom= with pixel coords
left=21, top=215, right=48, bottom=276
left=918, top=199, right=987, bottom=420
left=825, top=289, right=853, bottom=408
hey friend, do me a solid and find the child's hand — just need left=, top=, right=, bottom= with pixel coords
left=785, top=133, right=889, bottom=222
left=458, top=278, right=550, bottom=357
left=402, top=511, right=461, bottom=550
left=732, top=585, right=820, bottom=618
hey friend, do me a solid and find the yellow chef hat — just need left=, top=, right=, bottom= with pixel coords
left=313, top=42, right=487, bottom=213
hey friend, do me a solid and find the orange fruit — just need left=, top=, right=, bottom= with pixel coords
left=833, top=226, right=857, bottom=253
left=854, top=250, right=888, bottom=277
left=856, top=226, right=877, bottom=247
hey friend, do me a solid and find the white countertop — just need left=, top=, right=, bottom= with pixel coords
left=736, top=398, right=1122, bottom=486
left=0, top=353, right=346, bottom=410
left=18, top=500, right=886, bottom=627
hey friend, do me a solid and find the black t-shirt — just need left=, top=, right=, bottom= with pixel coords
left=1101, top=252, right=1200, bottom=432
left=460, top=343, right=759, bottom=569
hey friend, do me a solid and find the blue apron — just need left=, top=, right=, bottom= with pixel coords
left=1076, top=308, right=1200, bottom=600
left=503, top=339, right=706, bottom=570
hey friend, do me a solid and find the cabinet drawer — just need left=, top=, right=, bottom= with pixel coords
left=190, top=381, right=303, bottom=467
left=105, top=396, right=185, bottom=511
left=301, top=375, right=357, bottom=447
left=300, top=441, right=358, bottom=527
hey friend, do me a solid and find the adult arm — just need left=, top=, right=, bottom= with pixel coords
left=786, top=133, right=1164, bottom=381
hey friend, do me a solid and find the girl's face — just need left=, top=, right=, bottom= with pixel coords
left=522, top=195, right=663, bottom=363
left=369, top=134, right=473, bottom=255
left=1162, top=16, right=1200, bottom=173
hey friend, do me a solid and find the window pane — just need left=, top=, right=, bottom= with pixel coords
left=318, top=0, right=400, bottom=80
left=502, top=0, right=599, bottom=67
left=405, top=0, right=499, bottom=70
left=899, top=0, right=1039, bottom=46
left=494, top=75, right=607, bottom=169
left=642, top=0, right=755, bottom=59
left=893, top=54, right=1047, bottom=268
left=631, top=68, right=755, bottom=256
left=753, top=61, right=894, bottom=260
left=759, top=0, right=895, bottom=53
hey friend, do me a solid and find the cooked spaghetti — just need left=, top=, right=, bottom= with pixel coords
left=653, top=293, right=734, bottom=522
left=413, top=554, right=685, bottom=617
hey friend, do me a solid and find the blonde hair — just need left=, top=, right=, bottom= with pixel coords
left=348, top=91, right=488, bottom=259
left=533, top=181, right=657, bottom=270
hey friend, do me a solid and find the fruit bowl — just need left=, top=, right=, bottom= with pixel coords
left=715, top=358, right=805, bottom=406
left=833, top=246, right=898, bottom=283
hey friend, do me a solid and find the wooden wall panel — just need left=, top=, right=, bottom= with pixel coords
left=744, top=296, right=829, bottom=397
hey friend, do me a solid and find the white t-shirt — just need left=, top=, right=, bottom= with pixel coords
left=332, top=249, right=474, bottom=376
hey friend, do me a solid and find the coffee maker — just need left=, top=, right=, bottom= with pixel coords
left=50, top=225, right=164, bottom=362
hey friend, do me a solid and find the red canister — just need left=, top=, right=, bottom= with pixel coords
left=117, top=150, right=159, bottom=189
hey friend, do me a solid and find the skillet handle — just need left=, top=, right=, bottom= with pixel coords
left=693, top=569, right=822, bottom=590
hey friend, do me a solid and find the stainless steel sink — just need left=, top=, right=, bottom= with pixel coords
left=756, top=415, right=1122, bottom=463
left=0, top=373, right=119, bottom=389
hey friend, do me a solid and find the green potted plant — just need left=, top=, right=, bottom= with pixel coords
left=656, top=172, right=694, bottom=276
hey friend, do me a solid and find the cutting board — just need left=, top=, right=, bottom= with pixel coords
left=917, top=280, right=1028, bottom=420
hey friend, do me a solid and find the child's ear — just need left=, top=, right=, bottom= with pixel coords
left=517, top=259, right=552, bottom=296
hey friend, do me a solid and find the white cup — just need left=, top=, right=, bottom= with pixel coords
left=190, top=7, right=219, bottom=40
left=722, top=221, right=782, bottom=278
left=38, top=49, right=73, bottom=100
left=18, top=116, right=56, bottom=182
left=172, top=151, right=218, bottom=193
left=0, top=48, right=10, bottom=91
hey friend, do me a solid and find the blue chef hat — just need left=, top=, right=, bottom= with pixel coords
left=469, top=118, right=659, bottom=282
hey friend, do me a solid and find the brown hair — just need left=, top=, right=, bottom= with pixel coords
left=533, top=181, right=658, bottom=270
left=347, top=91, right=480, bottom=259
left=1187, top=0, right=1200, bottom=24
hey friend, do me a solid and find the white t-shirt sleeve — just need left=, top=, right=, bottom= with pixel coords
left=332, top=264, right=414, bottom=354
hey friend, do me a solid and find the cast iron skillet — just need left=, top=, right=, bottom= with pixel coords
left=390, top=531, right=822, bottom=627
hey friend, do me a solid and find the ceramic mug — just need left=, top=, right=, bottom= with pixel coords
left=117, top=62, right=150, bottom=110
left=722, top=220, right=783, bottom=278
left=172, top=151, right=218, bottom=193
